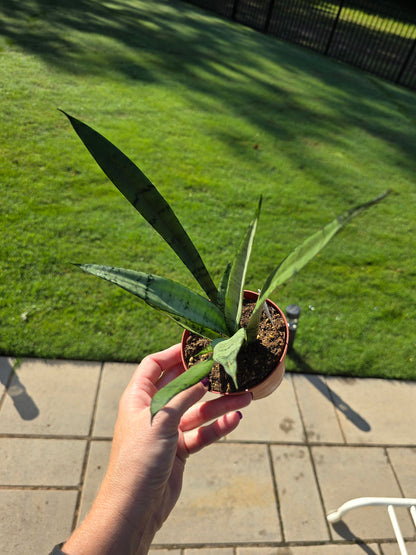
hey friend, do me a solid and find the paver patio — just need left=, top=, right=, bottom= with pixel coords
left=0, top=356, right=415, bottom=554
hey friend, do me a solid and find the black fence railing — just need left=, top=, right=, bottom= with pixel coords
left=185, top=0, right=416, bottom=89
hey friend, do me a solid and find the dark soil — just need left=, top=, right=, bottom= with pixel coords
left=183, top=298, right=287, bottom=394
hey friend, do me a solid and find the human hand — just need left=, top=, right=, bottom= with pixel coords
left=62, top=344, right=252, bottom=555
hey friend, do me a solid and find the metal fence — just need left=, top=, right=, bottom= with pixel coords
left=185, top=0, right=416, bottom=89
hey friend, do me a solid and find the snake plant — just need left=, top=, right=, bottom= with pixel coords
left=63, top=112, right=389, bottom=419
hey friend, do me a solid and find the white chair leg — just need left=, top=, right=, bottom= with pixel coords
left=410, top=505, right=416, bottom=527
left=327, top=497, right=416, bottom=555
left=388, top=505, right=408, bottom=555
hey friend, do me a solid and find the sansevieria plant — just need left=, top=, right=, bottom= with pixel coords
left=62, top=112, right=389, bottom=419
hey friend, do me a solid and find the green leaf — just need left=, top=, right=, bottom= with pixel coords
left=151, top=358, right=214, bottom=420
left=217, top=262, right=231, bottom=314
left=193, top=345, right=214, bottom=358
left=77, top=264, right=228, bottom=339
left=245, top=295, right=263, bottom=342
left=246, top=190, right=390, bottom=340
left=212, top=327, right=247, bottom=388
left=165, top=314, right=223, bottom=340
left=223, top=196, right=262, bottom=334
left=62, top=112, right=218, bottom=302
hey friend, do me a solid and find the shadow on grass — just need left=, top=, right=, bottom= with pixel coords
left=1, top=0, right=415, bottom=189
left=289, top=349, right=371, bottom=432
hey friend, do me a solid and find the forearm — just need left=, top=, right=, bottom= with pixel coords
left=62, top=486, right=156, bottom=555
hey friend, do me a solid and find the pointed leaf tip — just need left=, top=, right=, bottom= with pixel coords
left=63, top=113, right=218, bottom=302
left=212, top=327, right=247, bottom=388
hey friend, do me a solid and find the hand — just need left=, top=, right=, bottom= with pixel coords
left=62, top=344, right=252, bottom=555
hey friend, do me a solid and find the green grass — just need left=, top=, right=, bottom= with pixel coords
left=1, top=0, right=415, bottom=379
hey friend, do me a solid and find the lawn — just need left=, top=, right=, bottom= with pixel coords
left=1, top=0, right=415, bottom=379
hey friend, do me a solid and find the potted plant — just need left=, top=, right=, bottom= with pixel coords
left=62, top=112, right=389, bottom=419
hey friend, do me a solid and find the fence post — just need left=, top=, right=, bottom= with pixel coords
left=396, top=36, right=416, bottom=85
left=264, top=0, right=276, bottom=33
left=325, top=0, right=344, bottom=56
left=231, top=0, right=239, bottom=20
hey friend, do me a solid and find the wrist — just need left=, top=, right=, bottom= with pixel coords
left=63, top=490, right=155, bottom=555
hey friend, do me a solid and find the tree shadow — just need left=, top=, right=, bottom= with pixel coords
left=253, top=0, right=415, bottom=82
left=1, top=0, right=415, bottom=186
left=0, top=358, right=39, bottom=421
left=289, top=349, right=371, bottom=432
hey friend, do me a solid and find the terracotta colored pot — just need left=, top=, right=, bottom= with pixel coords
left=181, top=290, right=289, bottom=400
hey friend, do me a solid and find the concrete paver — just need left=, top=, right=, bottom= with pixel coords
left=0, top=357, right=39, bottom=422
left=227, top=375, right=305, bottom=443
left=380, top=542, right=416, bottom=554
left=0, top=489, right=77, bottom=555
left=0, top=357, right=13, bottom=396
left=94, top=361, right=136, bottom=437
left=325, top=376, right=416, bottom=445
left=237, top=546, right=381, bottom=554
left=312, top=445, right=415, bottom=540
left=77, top=440, right=111, bottom=524
left=185, top=549, right=234, bottom=555
left=292, top=373, right=344, bottom=443
left=387, top=447, right=416, bottom=495
left=153, top=443, right=281, bottom=545
left=0, top=356, right=415, bottom=552
left=271, top=445, right=330, bottom=542
left=0, top=359, right=101, bottom=436
left=0, top=438, right=86, bottom=486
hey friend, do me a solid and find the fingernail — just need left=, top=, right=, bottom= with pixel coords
left=200, top=377, right=210, bottom=387
left=237, top=411, right=243, bottom=420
